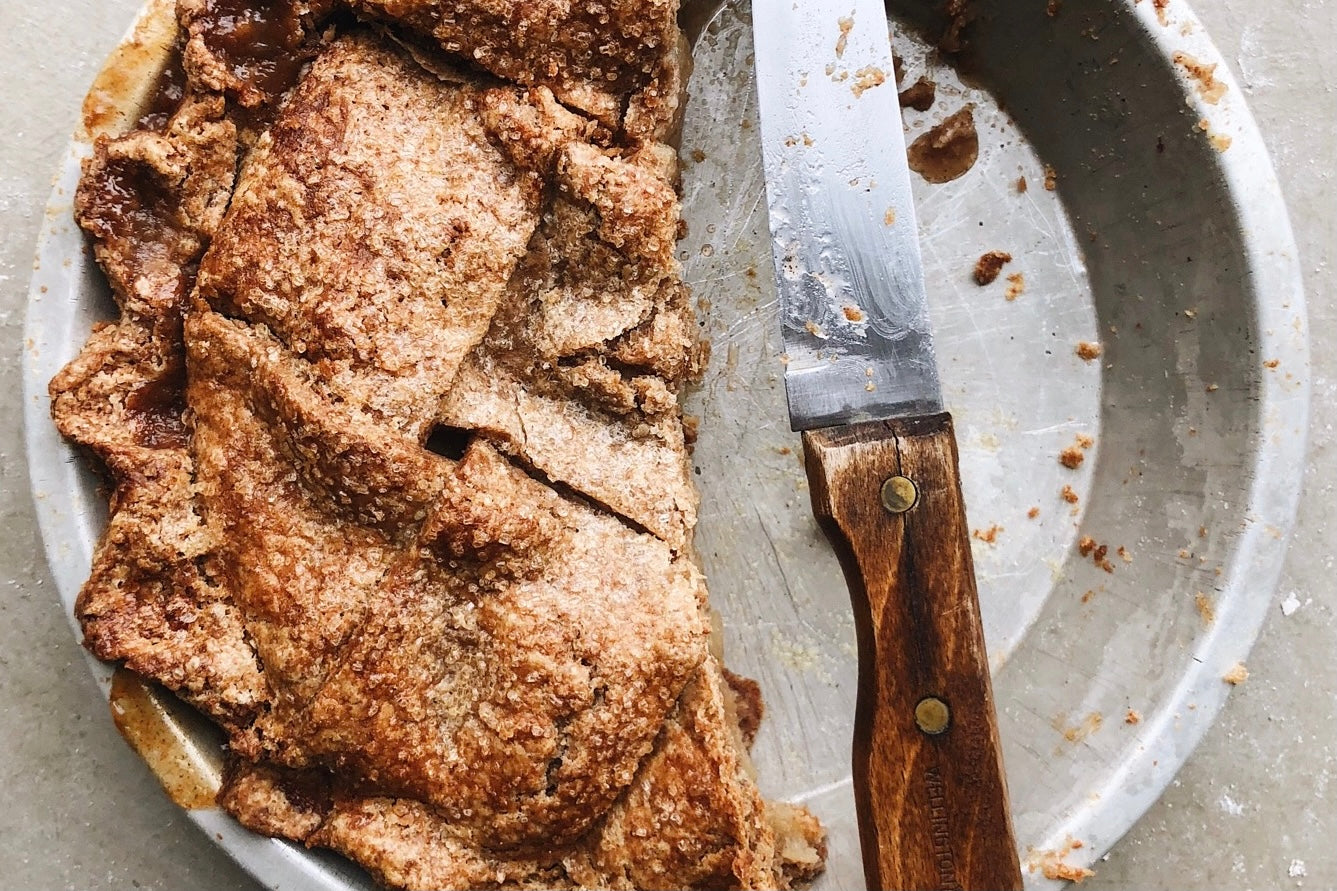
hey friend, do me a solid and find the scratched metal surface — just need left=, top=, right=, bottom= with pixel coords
left=21, top=0, right=1307, bottom=888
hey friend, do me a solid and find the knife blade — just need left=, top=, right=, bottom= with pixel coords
left=752, top=2, right=1025, bottom=889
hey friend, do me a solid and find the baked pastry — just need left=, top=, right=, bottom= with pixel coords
left=52, top=3, right=825, bottom=888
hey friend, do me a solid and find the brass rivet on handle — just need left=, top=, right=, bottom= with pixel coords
left=880, top=475, right=919, bottom=514
left=915, top=696, right=951, bottom=735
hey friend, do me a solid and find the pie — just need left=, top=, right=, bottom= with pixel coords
left=51, top=1, right=827, bottom=887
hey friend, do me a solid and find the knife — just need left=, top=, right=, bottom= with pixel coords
left=752, top=3, right=1024, bottom=889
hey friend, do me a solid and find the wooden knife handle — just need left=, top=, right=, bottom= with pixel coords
left=803, top=413, right=1022, bottom=891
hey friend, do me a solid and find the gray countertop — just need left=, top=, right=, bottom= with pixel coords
left=1, top=1, right=1331, bottom=888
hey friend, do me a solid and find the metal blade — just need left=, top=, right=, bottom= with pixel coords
left=753, top=0, right=943, bottom=431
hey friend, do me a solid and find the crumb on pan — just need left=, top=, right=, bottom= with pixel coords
left=973, top=250, right=1012, bottom=286
left=972, top=524, right=1003, bottom=544
left=1076, top=340, right=1103, bottom=361
left=898, top=76, right=936, bottom=111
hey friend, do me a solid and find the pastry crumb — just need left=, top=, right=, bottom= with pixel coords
left=1061, top=485, right=1079, bottom=504
left=1076, top=341, right=1103, bottom=361
left=1223, top=662, right=1249, bottom=685
left=1125, top=708, right=1141, bottom=725
left=972, top=524, right=1003, bottom=544
left=835, top=15, right=853, bottom=58
left=851, top=65, right=887, bottom=97
left=1027, top=506, right=1041, bottom=519
left=1030, top=837, right=1096, bottom=884
left=1043, top=164, right=1058, bottom=190
left=1016, top=175, right=1028, bottom=193
left=1059, top=446, right=1085, bottom=469
left=973, top=250, right=1012, bottom=285
left=1172, top=51, right=1228, bottom=104
left=1004, top=272, right=1026, bottom=300
left=1195, top=591, right=1216, bottom=626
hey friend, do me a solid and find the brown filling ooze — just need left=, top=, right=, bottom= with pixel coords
left=180, top=0, right=336, bottom=108
left=125, top=364, right=189, bottom=450
left=75, top=93, right=238, bottom=323
left=135, top=39, right=189, bottom=133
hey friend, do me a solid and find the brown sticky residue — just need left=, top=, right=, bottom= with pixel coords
left=1027, top=506, right=1041, bottom=519
left=1263, top=358, right=1280, bottom=369
left=1016, top=175, right=1028, bottom=193
left=1117, top=546, right=1133, bottom=563
left=1173, top=52, right=1228, bottom=104
left=907, top=106, right=979, bottom=184
left=1053, top=712, right=1103, bottom=744
left=1153, top=0, right=1170, bottom=26
left=1004, top=272, right=1026, bottom=300
left=1043, top=164, right=1058, bottom=191
left=681, top=414, right=700, bottom=446
left=1061, top=485, right=1079, bottom=504
left=1075, top=433, right=1095, bottom=449
left=190, top=0, right=324, bottom=108
left=940, top=0, right=973, bottom=53
left=1195, top=591, right=1216, bottom=626
left=898, top=77, right=936, bottom=112
left=842, top=305, right=865, bottom=322
left=126, top=367, right=189, bottom=449
left=972, top=524, right=1003, bottom=544
left=136, top=41, right=189, bottom=132
left=1125, top=708, right=1142, bottom=725
left=81, top=0, right=181, bottom=139
left=835, top=15, right=853, bottom=58
left=883, top=207, right=896, bottom=226
left=973, top=250, right=1012, bottom=286
left=109, top=668, right=221, bottom=809
left=1042, top=857, right=1096, bottom=884
left=1076, top=341, right=1103, bottom=361
left=1077, top=535, right=1113, bottom=572
left=1223, top=662, right=1249, bottom=685
left=690, top=148, right=706, bottom=163
left=1094, top=544, right=1113, bottom=573
left=1028, top=837, right=1096, bottom=883
left=851, top=65, right=887, bottom=97
left=1081, top=589, right=1095, bottom=603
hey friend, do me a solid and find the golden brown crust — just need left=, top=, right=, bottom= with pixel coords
left=55, top=17, right=827, bottom=891
left=196, top=34, right=551, bottom=435
left=348, top=0, right=684, bottom=140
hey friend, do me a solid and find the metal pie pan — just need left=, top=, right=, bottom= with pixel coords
left=23, top=0, right=1308, bottom=887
